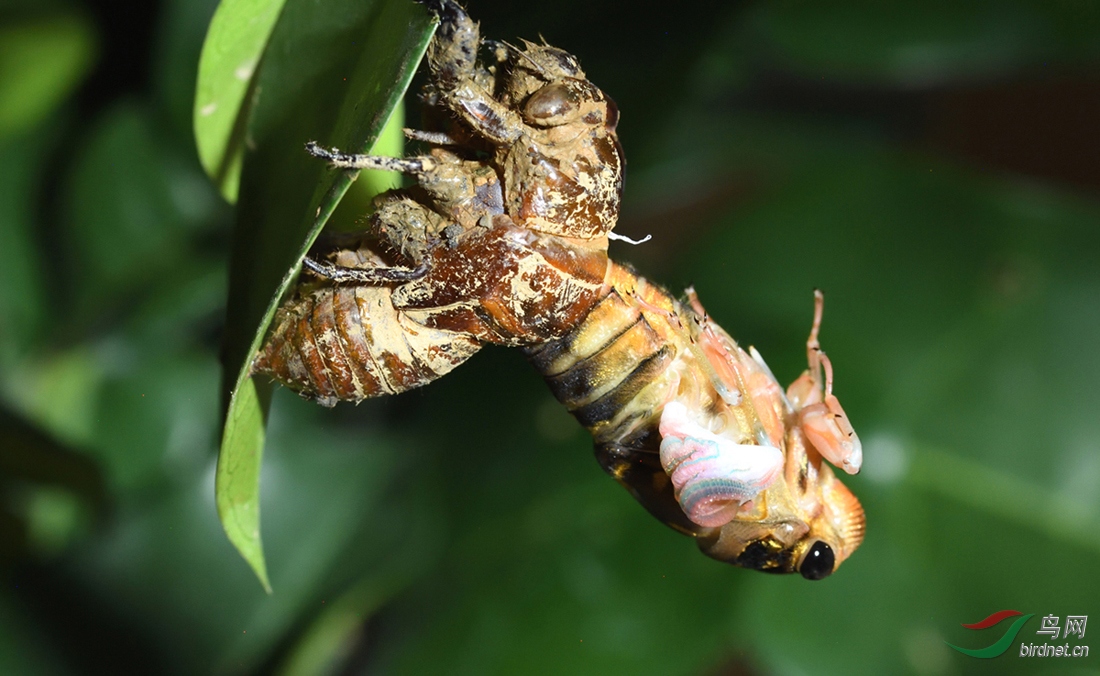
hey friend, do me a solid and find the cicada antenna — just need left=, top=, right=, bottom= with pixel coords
left=503, top=40, right=550, bottom=78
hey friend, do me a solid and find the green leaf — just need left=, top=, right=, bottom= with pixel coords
left=215, top=0, right=435, bottom=590
left=193, top=0, right=287, bottom=203
left=0, top=12, right=96, bottom=140
left=217, top=375, right=272, bottom=591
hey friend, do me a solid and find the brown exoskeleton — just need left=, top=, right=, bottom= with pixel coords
left=255, top=0, right=620, bottom=401
left=254, top=0, right=865, bottom=579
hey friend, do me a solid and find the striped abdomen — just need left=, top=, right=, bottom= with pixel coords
left=524, top=263, right=699, bottom=530
left=526, top=263, right=693, bottom=443
left=526, top=283, right=668, bottom=438
left=253, top=283, right=481, bottom=407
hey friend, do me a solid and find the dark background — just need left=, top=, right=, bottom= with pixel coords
left=1, top=0, right=1099, bottom=673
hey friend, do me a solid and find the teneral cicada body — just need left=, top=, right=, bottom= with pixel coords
left=526, top=265, right=864, bottom=578
left=253, top=0, right=866, bottom=578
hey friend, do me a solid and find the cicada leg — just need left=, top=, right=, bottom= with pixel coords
left=301, top=256, right=429, bottom=284
left=306, top=141, right=438, bottom=174
left=786, top=289, right=825, bottom=410
left=798, top=352, right=862, bottom=474
left=403, top=128, right=458, bottom=146
left=368, top=193, right=450, bottom=263
left=421, top=0, right=525, bottom=146
left=307, top=142, right=504, bottom=236
left=422, top=0, right=481, bottom=90
left=786, top=290, right=863, bottom=474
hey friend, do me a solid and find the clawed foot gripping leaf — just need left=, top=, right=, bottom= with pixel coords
left=194, top=0, right=436, bottom=590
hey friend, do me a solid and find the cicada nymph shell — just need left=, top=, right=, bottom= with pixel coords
left=254, top=0, right=866, bottom=578
left=254, top=0, right=621, bottom=405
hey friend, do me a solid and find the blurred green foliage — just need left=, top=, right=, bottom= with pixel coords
left=0, top=0, right=1098, bottom=674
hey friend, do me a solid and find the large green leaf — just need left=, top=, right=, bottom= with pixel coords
left=213, top=0, right=435, bottom=590
left=193, top=0, right=287, bottom=203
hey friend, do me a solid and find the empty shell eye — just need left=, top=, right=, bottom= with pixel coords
left=799, top=540, right=835, bottom=580
left=523, top=83, right=580, bottom=125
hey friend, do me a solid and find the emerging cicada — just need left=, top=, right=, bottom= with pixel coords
left=254, top=0, right=865, bottom=579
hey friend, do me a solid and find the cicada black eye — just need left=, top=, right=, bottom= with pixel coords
left=799, top=540, right=835, bottom=580
left=523, top=83, right=580, bottom=125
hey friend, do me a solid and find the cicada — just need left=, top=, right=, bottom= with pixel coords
left=254, top=0, right=865, bottom=579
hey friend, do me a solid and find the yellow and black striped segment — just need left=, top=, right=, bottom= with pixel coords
left=524, top=263, right=702, bottom=534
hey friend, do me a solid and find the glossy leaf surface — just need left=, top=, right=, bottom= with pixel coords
left=213, top=0, right=434, bottom=588
left=193, top=0, right=286, bottom=202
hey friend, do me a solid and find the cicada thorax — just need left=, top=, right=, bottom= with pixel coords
left=421, top=7, right=625, bottom=241
left=386, top=215, right=610, bottom=346
left=501, top=77, right=624, bottom=240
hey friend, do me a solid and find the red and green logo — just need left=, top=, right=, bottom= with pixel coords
left=946, top=610, right=1035, bottom=658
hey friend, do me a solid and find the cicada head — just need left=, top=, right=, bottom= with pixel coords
left=674, top=290, right=865, bottom=579
left=695, top=425, right=866, bottom=580
left=500, top=39, right=584, bottom=103
left=693, top=424, right=865, bottom=579
left=498, top=40, right=619, bottom=134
